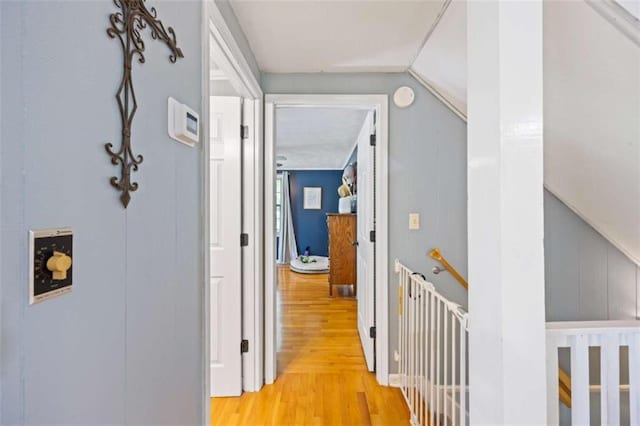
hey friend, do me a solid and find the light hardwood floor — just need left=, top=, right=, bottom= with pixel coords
left=211, top=266, right=409, bottom=425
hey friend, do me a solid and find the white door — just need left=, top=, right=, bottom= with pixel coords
left=357, top=111, right=376, bottom=371
left=210, top=96, right=243, bottom=397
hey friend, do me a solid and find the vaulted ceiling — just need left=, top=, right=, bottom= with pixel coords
left=410, top=0, right=466, bottom=115
left=229, top=0, right=640, bottom=265
left=229, top=0, right=447, bottom=73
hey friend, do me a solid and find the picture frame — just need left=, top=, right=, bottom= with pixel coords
left=303, top=187, right=322, bottom=210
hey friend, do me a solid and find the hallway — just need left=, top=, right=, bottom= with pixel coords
left=210, top=266, right=408, bottom=425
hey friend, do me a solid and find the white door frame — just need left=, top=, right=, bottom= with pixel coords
left=202, top=0, right=263, bottom=421
left=264, top=94, right=390, bottom=386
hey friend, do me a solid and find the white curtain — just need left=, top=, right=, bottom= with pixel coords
left=277, top=171, right=298, bottom=264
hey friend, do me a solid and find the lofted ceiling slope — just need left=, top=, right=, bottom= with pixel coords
left=410, top=0, right=467, bottom=116
left=229, top=0, right=446, bottom=73
left=411, top=0, right=640, bottom=265
left=227, top=0, right=640, bottom=264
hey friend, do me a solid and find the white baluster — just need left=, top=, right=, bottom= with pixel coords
left=429, top=292, right=436, bottom=426
left=571, top=334, right=590, bottom=426
left=436, top=299, right=441, bottom=423
left=444, top=306, right=449, bottom=423
left=452, top=317, right=457, bottom=426
left=600, top=333, right=620, bottom=425
left=420, top=286, right=427, bottom=425
left=410, top=276, right=415, bottom=414
left=460, top=324, right=466, bottom=426
left=415, top=279, right=420, bottom=420
left=400, top=270, right=404, bottom=394
left=398, top=274, right=402, bottom=392
left=629, top=332, right=640, bottom=426
left=424, top=286, right=430, bottom=426
left=404, top=269, right=409, bottom=394
left=398, top=268, right=407, bottom=397
left=412, top=276, right=419, bottom=420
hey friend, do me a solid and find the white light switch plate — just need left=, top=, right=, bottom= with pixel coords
left=409, top=213, right=420, bottom=230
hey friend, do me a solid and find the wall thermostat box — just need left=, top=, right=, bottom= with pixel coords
left=29, top=227, right=73, bottom=305
left=168, top=97, right=199, bottom=147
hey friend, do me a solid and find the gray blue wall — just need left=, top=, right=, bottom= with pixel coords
left=1, top=1, right=203, bottom=424
left=262, top=72, right=640, bottom=380
left=545, top=191, right=639, bottom=424
left=262, top=72, right=469, bottom=372
left=545, top=190, right=640, bottom=321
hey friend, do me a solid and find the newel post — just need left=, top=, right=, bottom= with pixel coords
left=467, top=1, right=547, bottom=423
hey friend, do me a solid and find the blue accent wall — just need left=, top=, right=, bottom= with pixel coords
left=287, top=170, right=343, bottom=257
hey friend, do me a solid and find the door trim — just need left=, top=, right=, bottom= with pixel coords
left=264, top=94, right=390, bottom=386
left=202, top=1, right=263, bottom=422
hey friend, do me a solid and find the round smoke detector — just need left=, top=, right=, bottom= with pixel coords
left=393, top=86, right=415, bottom=108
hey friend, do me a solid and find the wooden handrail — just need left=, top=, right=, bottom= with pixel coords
left=429, top=248, right=468, bottom=289
left=428, top=247, right=572, bottom=407
left=558, top=367, right=572, bottom=407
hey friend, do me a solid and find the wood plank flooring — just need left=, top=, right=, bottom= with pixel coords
left=211, top=266, right=409, bottom=425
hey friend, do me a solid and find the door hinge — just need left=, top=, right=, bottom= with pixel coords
left=369, top=326, right=376, bottom=339
left=241, top=125, right=249, bottom=139
left=369, top=230, right=376, bottom=243
left=240, top=233, right=249, bottom=247
left=369, top=133, right=376, bottom=146
left=241, top=339, right=249, bottom=353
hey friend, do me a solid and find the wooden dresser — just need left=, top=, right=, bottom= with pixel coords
left=326, top=213, right=357, bottom=296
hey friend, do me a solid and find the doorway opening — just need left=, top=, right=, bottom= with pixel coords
left=202, top=1, right=263, bottom=416
left=274, top=106, right=374, bottom=377
left=265, top=95, right=390, bottom=387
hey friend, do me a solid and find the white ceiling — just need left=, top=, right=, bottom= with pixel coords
left=275, top=107, right=369, bottom=169
left=229, top=0, right=640, bottom=263
left=229, top=0, right=446, bottom=73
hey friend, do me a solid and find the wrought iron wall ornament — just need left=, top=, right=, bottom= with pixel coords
left=105, top=0, right=184, bottom=207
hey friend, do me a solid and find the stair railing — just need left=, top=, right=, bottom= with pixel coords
left=395, top=260, right=469, bottom=426
left=428, top=247, right=573, bottom=410
left=546, top=320, right=640, bottom=424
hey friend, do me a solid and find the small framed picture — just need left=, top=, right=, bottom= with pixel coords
left=303, top=187, right=322, bottom=210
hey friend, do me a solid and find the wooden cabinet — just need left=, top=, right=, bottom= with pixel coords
left=327, top=213, right=357, bottom=296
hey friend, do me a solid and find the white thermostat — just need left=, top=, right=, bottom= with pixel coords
left=168, top=97, right=199, bottom=147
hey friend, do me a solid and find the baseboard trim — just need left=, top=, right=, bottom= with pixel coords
left=388, top=374, right=403, bottom=388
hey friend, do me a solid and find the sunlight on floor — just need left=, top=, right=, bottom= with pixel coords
left=210, top=266, right=408, bottom=425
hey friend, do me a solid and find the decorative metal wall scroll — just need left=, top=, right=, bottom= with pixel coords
left=105, top=0, right=184, bottom=207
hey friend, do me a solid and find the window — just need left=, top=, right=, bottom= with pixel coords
left=275, top=175, right=282, bottom=235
